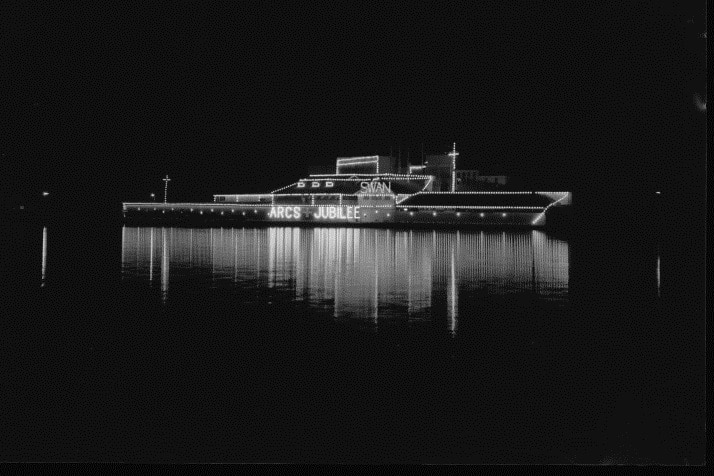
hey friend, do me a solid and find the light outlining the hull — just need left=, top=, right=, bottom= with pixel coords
left=531, top=192, right=570, bottom=225
left=405, top=205, right=544, bottom=210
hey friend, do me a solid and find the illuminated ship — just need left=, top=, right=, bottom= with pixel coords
left=123, top=147, right=571, bottom=227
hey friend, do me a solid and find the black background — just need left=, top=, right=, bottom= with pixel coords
left=1, top=1, right=706, bottom=464
left=3, top=2, right=706, bottom=218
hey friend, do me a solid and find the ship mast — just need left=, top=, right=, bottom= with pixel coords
left=162, top=175, right=171, bottom=204
left=448, top=142, right=459, bottom=192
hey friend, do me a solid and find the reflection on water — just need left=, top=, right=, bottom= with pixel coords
left=41, top=226, right=47, bottom=287
left=120, top=227, right=569, bottom=334
left=657, top=253, right=661, bottom=298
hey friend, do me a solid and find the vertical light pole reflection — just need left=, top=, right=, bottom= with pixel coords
left=161, top=228, right=169, bottom=302
left=149, top=227, right=154, bottom=283
left=373, top=229, right=379, bottom=324
left=120, top=226, right=125, bottom=269
left=530, top=230, right=537, bottom=294
left=447, top=231, right=459, bottom=335
left=41, top=226, right=47, bottom=287
left=656, top=254, right=661, bottom=298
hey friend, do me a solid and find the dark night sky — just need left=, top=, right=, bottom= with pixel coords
left=3, top=2, right=706, bottom=218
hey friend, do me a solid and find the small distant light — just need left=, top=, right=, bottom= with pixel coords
left=254, top=210, right=258, bottom=213
left=200, top=211, right=203, bottom=215
left=432, top=212, right=437, bottom=216
left=42, top=191, right=49, bottom=196
left=386, top=213, right=390, bottom=217
left=479, top=213, right=484, bottom=217
left=190, top=208, right=194, bottom=212
left=410, top=212, right=414, bottom=216
left=210, top=209, right=214, bottom=212
left=221, top=211, right=224, bottom=215
left=655, top=191, right=661, bottom=195
left=456, top=212, right=461, bottom=217
left=502, top=213, right=507, bottom=217
left=242, top=212, right=246, bottom=216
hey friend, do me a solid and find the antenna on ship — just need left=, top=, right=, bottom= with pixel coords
left=448, top=142, right=459, bottom=192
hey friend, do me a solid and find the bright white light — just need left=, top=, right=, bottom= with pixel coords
left=656, top=191, right=661, bottom=195
left=480, top=213, right=484, bottom=217
left=502, top=213, right=507, bottom=217
left=42, top=191, right=49, bottom=196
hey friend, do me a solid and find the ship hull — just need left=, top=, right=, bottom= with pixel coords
left=122, top=203, right=549, bottom=227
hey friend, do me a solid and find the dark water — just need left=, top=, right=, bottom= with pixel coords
left=2, top=223, right=704, bottom=464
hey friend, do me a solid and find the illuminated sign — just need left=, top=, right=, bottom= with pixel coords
left=267, top=205, right=360, bottom=220
left=268, top=206, right=302, bottom=219
left=313, top=206, right=360, bottom=220
left=360, top=181, right=392, bottom=193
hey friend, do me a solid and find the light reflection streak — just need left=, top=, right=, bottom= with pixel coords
left=41, top=227, right=47, bottom=287
left=121, top=227, right=570, bottom=333
left=656, top=254, right=660, bottom=297
left=149, top=227, right=154, bottom=282
left=161, top=228, right=169, bottom=302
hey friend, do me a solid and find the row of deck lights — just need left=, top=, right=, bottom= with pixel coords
left=137, top=207, right=508, bottom=218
